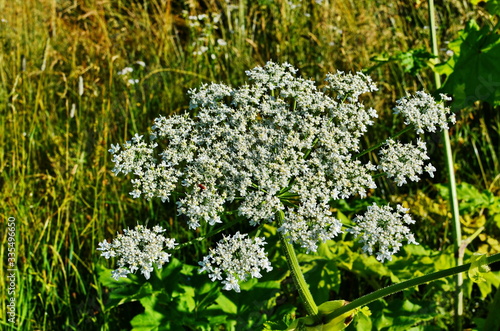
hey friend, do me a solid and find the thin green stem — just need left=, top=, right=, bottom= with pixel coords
left=174, top=218, right=240, bottom=250
left=428, top=0, right=441, bottom=87
left=277, top=211, right=319, bottom=321
left=355, top=125, right=414, bottom=159
left=444, top=129, right=464, bottom=326
left=324, top=253, right=500, bottom=323
left=428, top=0, right=463, bottom=328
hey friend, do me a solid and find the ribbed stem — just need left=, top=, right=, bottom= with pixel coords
left=277, top=211, right=319, bottom=321
left=427, top=0, right=463, bottom=328
left=324, top=253, right=500, bottom=323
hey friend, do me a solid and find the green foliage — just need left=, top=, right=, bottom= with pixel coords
left=366, top=299, right=439, bottom=331
left=436, top=19, right=500, bottom=110
left=483, top=288, right=500, bottom=330
left=436, top=182, right=500, bottom=254
left=98, top=256, right=295, bottom=330
left=470, top=0, right=500, bottom=15
left=369, top=48, right=436, bottom=76
left=468, top=253, right=491, bottom=283
left=283, top=300, right=360, bottom=330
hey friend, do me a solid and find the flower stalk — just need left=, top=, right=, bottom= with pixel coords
left=324, top=253, right=500, bottom=324
left=427, top=0, right=463, bottom=328
left=355, top=125, right=414, bottom=159
left=277, top=210, right=319, bottom=321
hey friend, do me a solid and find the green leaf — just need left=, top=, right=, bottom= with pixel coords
left=130, top=294, right=170, bottom=331
left=370, top=299, right=437, bottom=330
left=368, top=48, right=435, bottom=75
left=436, top=182, right=500, bottom=214
left=317, top=300, right=357, bottom=330
left=215, top=293, right=238, bottom=315
left=264, top=312, right=297, bottom=331
left=436, top=20, right=500, bottom=109
left=305, top=259, right=342, bottom=305
left=349, top=309, right=372, bottom=331
left=106, top=279, right=156, bottom=309
left=485, top=288, right=500, bottom=330
left=486, top=0, right=500, bottom=15
left=468, top=253, right=491, bottom=283
left=456, top=183, right=496, bottom=212
left=282, top=301, right=357, bottom=331
left=351, top=254, right=400, bottom=283
left=96, top=265, right=138, bottom=289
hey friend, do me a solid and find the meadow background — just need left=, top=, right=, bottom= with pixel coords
left=1, top=0, right=499, bottom=330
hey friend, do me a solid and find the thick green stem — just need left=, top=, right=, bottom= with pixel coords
left=428, top=0, right=463, bottom=328
left=324, top=253, right=500, bottom=323
left=444, top=125, right=464, bottom=326
left=277, top=211, right=319, bottom=321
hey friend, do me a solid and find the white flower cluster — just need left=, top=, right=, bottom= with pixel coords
left=348, top=204, right=418, bottom=262
left=97, top=225, right=177, bottom=280
left=393, top=91, right=455, bottom=134
left=325, top=70, right=378, bottom=101
left=105, top=62, right=455, bottom=287
left=117, top=62, right=146, bottom=85
left=110, top=62, right=381, bottom=252
left=378, top=138, right=436, bottom=186
left=198, top=232, right=272, bottom=292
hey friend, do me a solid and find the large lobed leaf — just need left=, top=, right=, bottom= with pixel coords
left=436, top=20, right=500, bottom=110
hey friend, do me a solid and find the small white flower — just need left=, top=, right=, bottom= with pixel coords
left=325, top=70, right=378, bottom=101
left=222, top=275, right=241, bottom=292
left=378, top=138, right=433, bottom=186
left=424, top=163, right=436, bottom=178
left=118, top=67, right=133, bottom=75
left=98, top=225, right=177, bottom=280
left=112, top=268, right=131, bottom=280
left=78, top=76, right=84, bottom=96
left=130, top=189, right=141, bottom=199
left=348, top=203, right=418, bottom=262
left=131, top=133, right=143, bottom=143
left=212, top=13, right=221, bottom=23
left=199, top=232, right=272, bottom=292
left=217, top=39, right=227, bottom=46
left=108, top=144, right=121, bottom=154
left=393, top=91, right=455, bottom=134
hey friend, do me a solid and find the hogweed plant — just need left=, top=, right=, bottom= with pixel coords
left=97, top=62, right=498, bottom=328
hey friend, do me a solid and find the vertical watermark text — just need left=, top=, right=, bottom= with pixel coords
left=6, top=216, right=17, bottom=325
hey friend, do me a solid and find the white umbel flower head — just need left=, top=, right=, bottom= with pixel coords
left=198, top=232, right=272, bottom=292
left=393, top=92, right=455, bottom=134
left=324, top=70, right=378, bottom=102
left=97, top=225, right=177, bottom=280
left=348, top=204, right=418, bottom=262
left=378, top=138, right=435, bottom=186
left=107, top=62, right=454, bottom=270
left=109, top=62, right=380, bottom=252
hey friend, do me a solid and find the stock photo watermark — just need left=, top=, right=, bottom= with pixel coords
left=6, top=216, right=17, bottom=325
